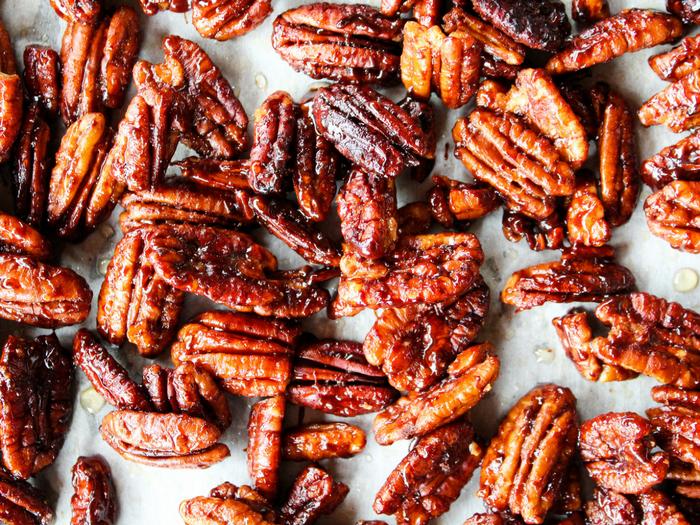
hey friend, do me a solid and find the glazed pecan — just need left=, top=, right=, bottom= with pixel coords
left=247, top=395, right=284, bottom=500
left=50, top=0, right=101, bottom=23
left=397, top=201, right=432, bottom=235
left=480, top=384, right=578, bottom=524
left=649, top=35, right=700, bottom=82
left=668, top=0, right=700, bottom=24
left=585, top=487, right=639, bottom=525
left=381, top=0, right=439, bottom=26
left=471, top=0, right=571, bottom=52
left=637, top=489, right=692, bottom=525
left=502, top=209, right=565, bottom=252
left=332, top=232, right=484, bottom=318
left=0, top=334, right=73, bottom=479
left=579, top=412, right=669, bottom=494
left=428, top=175, right=500, bottom=228
left=645, top=181, right=700, bottom=253
left=312, top=83, right=435, bottom=179
left=0, top=73, right=23, bottom=165
left=60, top=6, right=141, bottom=124
left=23, top=45, right=60, bottom=117
left=97, top=228, right=184, bottom=357
left=566, top=174, right=611, bottom=247
left=136, top=0, right=189, bottom=15
left=272, top=3, right=403, bottom=84
left=364, top=278, right=489, bottom=392
left=572, top=0, right=610, bottom=23
left=546, top=9, right=684, bottom=74
left=337, top=168, right=397, bottom=260
left=0, top=254, right=92, bottom=327
left=283, top=422, right=366, bottom=461
left=0, top=472, right=54, bottom=525
left=279, top=465, right=349, bottom=525
left=375, top=419, right=482, bottom=524
left=288, top=339, right=396, bottom=417
left=177, top=157, right=250, bottom=191
left=374, top=343, right=499, bottom=445
left=193, top=0, right=272, bottom=40
left=639, top=70, right=700, bottom=132
left=180, top=483, right=277, bottom=525
left=70, top=456, right=116, bottom=525
left=0, top=212, right=51, bottom=261
left=0, top=20, right=14, bottom=76
left=170, top=310, right=300, bottom=397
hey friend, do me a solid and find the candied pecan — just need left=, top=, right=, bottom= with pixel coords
left=288, top=339, right=396, bottom=417
left=170, top=310, right=299, bottom=397
left=60, top=7, right=141, bottom=124
left=337, top=168, right=397, bottom=260
left=649, top=35, right=700, bottom=82
left=247, top=396, right=284, bottom=500
left=97, top=228, right=184, bottom=357
left=180, top=483, right=277, bottom=525
left=364, top=278, right=489, bottom=392
left=573, top=0, right=610, bottom=23
left=178, top=157, right=250, bottom=190
left=0, top=20, right=14, bottom=75
left=0, top=212, right=51, bottom=261
left=472, top=0, right=571, bottom=52
left=546, top=9, right=684, bottom=74
left=0, top=71, right=23, bottom=164
left=397, top=95, right=436, bottom=182
left=480, top=384, right=578, bottom=524
left=193, top=0, right=272, bottom=40
left=0, top=254, right=92, bottom=327
left=312, top=83, right=435, bottom=179
left=23, top=46, right=60, bottom=117
left=638, top=489, right=692, bottom=525
left=579, top=412, right=668, bottom=494
left=501, top=247, right=635, bottom=311
left=272, top=3, right=403, bottom=84
left=643, top=130, right=700, bottom=187
left=51, top=0, right=101, bottom=23
left=374, top=343, right=499, bottom=444
left=375, top=419, right=482, bottom=524
left=70, top=456, right=115, bottom=525
left=381, top=0, right=439, bottom=26
left=668, top=0, right=700, bottom=24
left=0, top=472, right=54, bottom=525
left=639, top=70, right=700, bottom=132
left=0, top=334, right=73, bottom=479
left=100, top=410, right=230, bottom=468
left=397, top=201, right=432, bottom=235
left=283, top=422, right=366, bottom=461
left=279, top=465, right=348, bottom=525
left=566, top=174, right=611, bottom=247
left=332, top=232, right=483, bottom=317
left=137, top=0, right=189, bottom=15
left=585, top=487, right=639, bottom=525
left=502, top=209, right=565, bottom=252
left=428, top=175, right=500, bottom=228
left=645, top=180, right=700, bottom=253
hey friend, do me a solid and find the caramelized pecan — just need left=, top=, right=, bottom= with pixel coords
left=637, top=489, right=692, bottom=525
left=283, top=423, right=366, bottom=461
left=649, top=35, right=700, bottom=82
left=397, top=201, right=432, bottom=236
left=279, top=465, right=348, bottom=525
left=193, top=0, right=272, bottom=40
left=639, top=70, right=700, bottom=132
left=566, top=174, right=611, bottom=247
left=50, top=0, right=101, bottom=23
left=177, top=157, right=250, bottom=191
left=585, top=487, right=639, bottom=525
left=0, top=71, right=23, bottom=164
left=247, top=395, right=284, bottom=500
left=23, top=45, right=60, bottom=118
left=0, top=212, right=51, bottom=261
left=502, top=209, right=565, bottom=252
left=428, top=175, right=500, bottom=228
left=643, top=130, right=700, bottom=189
left=0, top=472, right=54, bottom=525
left=667, top=0, right=700, bottom=24
left=137, top=0, right=190, bottom=15
left=645, top=180, right=700, bottom=253
left=180, top=483, right=277, bottom=525
left=70, top=456, right=116, bottom=525
left=572, top=0, right=610, bottom=23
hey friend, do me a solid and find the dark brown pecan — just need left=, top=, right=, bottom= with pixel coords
left=375, top=419, right=482, bottom=524
left=60, top=7, right=141, bottom=124
left=337, top=168, right=397, bottom=260
left=639, top=70, right=700, bottom=132
left=312, top=83, right=435, bottom=179
left=480, top=384, right=578, bottom=524
left=637, top=489, right=692, bottom=525
left=668, top=0, right=700, bottom=24
left=580, top=412, right=669, bottom=494
left=566, top=174, right=611, bottom=247
left=0, top=71, right=23, bottom=164
left=0, top=472, right=54, bottom=525
left=180, top=483, right=277, bottom=525
left=472, top=0, right=571, bottom=52
left=23, top=45, right=60, bottom=118
left=502, top=209, right=565, bottom=252
left=71, top=456, right=115, bottom=525
left=283, top=422, right=366, bottom=461
left=288, top=339, right=396, bottom=417
left=170, top=310, right=300, bottom=397
left=177, top=157, right=250, bottom=191
left=645, top=180, right=700, bottom=253
left=279, top=465, right=349, bottom=525
left=374, top=343, right=499, bottom=445
left=397, top=201, right=432, bottom=236
left=0, top=254, right=92, bottom=327
left=428, top=175, right=500, bottom=228
left=51, top=0, right=101, bottom=23
left=247, top=395, right=284, bottom=500
left=0, top=212, right=51, bottom=262
left=332, top=232, right=483, bottom=318
left=585, top=487, right=639, bottom=525
left=0, top=334, right=73, bottom=479
left=649, top=35, right=700, bottom=82
left=192, top=0, right=272, bottom=40
left=642, top=131, right=700, bottom=190
left=272, top=3, right=403, bottom=84
left=364, top=278, right=489, bottom=392
left=546, top=9, right=684, bottom=74
left=73, top=329, right=151, bottom=412
left=573, top=0, right=610, bottom=23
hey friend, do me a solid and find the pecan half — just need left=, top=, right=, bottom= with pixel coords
left=0, top=212, right=51, bottom=261
left=50, top=0, right=101, bottom=23
left=428, top=175, right=500, bottom=228
left=579, top=412, right=669, bottom=494
left=193, top=0, right=272, bottom=40
left=668, top=0, right=700, bottom=24
left=502, top=209, right=565, bottom=252
left=649, top=35, right=700, bottom=82
left=170, top=310, right=300, bottom=397
left=272, top=3, right=403, bottom=84
left=283, top=422, right=366, bottom=461
left=572, top=0, right=610, bottom=23
left=180, top=483, right=277, bottom=525
left=247, top=395, right=284, bottom=500
left=585, top=487, right=639, bottom=525
left=0, top=472, right=54, bottom=525
left=546, top=9, right=684, bottom=74
left=0, top=71, right=23, bottom=164
left=177, top=157, right=250, bottom=191
left=374, top=343, right=500, bottom=445
left=70, top=456, right=116, bottom=525
left=312, top=83, right=435, bottom=179
left=642, top=68, right=700, bottom=131
left=637, top=489, right=692, bottom=525
left=566, top=174, right=611, bottom=247
left=501, top=247, right=635, bottom=312
left=375, top=419, right=483, bottom=524
left=480, top=384, right=578, bottom=524
left=279, top=465, right=349, bottom=525
left=643, top=130, right=700, bottom=189
left=288, top=339, right=396, bottom=416
left=645, top=181, right=700, bottom=253
left=0, top=334, right=73, bottom=479
left=23, top=45, right=60, bottom=118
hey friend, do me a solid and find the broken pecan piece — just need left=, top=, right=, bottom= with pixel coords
left=639, top=70, right=700, bottom=133
left=0, top=71, right=23, bottom=165
left=374, top=343, right=499, bottom=445
left=375, top=419, right=483, bottom=524
left=193, top=0, right=272, bottom=40
left=283, top=422, right=366, bottom=461
left=428, top=175, right=500, bottom=228
left=580, top=412, right=669, bottom=494
left=0, top=471, right=54, bottom=525
left=645, top=181, right=700, bottom=253
left=23, top=45, right=60, bottom=118
left=572, top=0, right=610, bottom=23
left=397, top=201, right=432, bottom=236
left=637, top=489, right=692, bottom=525
left=0, top=212, right=51, bottom=262
left=70, top=456, right=116, bottom=525
left=480, top=384, right=578, bottom=524
left=649, top=35, right=700, bottom=82
left=566, top=174, right=612, bottom=247
left=502, top=209, right=565, bottom=252
left=643, top=130, right=700, bottom=189
left=247, top=395, right=284, bottom=500
left=180, top=483, right=277, bottom=525
left=279, top=465, right=348, bottom=525
left=51, top=0, right=101, bottom=23
left=584, top=487, right=639, bottom=525
left=668, top=0, right=700, bottom=24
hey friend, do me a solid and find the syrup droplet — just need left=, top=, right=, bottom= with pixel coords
left=80, top=387, right=105, bottom=414
left=674, top=268, right=698, bottom=292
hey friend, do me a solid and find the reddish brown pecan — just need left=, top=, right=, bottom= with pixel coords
left=668, top=0, right=700, bottom=24
left=374, top=343, right=499, bottom=445
left=50, top=0, right=101, bottom=23
left=279, top=465, right=349, bottom=525
left=566, top=174, right=612, bottom=247
left=579, top=412, right=669, bottom=494
left=283, top=423, right=366, bottom=461
left=170, top=310, right=300, bottom=397
left=70, top=456, right=116, bottom=525
left=637, top=489, right=692, bottom=525
left=193, top=0, right=272, bottom=40
left=23, top=45, right=60, bottom=118
left=546, top=9, right=684, bottom=74
left=584, top=487, right=639, bottom=525
left=381, top=0, right=439, bottom=26
left=649, top=35, right=700, bottom=83
left=312, top=83, right=435, bottom=179
left=0, top=212, right=51, bottom=262
left=639, top=70, right=700, bottom=132
left=247, top=396, right=284, bottom=500
left=180, top=483, right=277, bottom=525
left=0, top=20, right=14, bottom=76
left=364, top=278, right=489, bottom=392
left=0, top=471, right=54, bottom=525
left=0, top=254, right=92, bottom=327
left=0, top=73, right=22, bottom=165
left=375, top=419, right=483, bottom=524
left=397, top=201, right=432, bottom=236
left=501, top=247, right=635, bottom=312
left=177, top=157, right=250, bottom=191
left=288, top=339, right=396, bottom=417
left=642, top=131, right=700, bottom=190
left=137, top=0, right=190, bottom=15
left=502, top=209, right=565, bottom=252
left=480, top=384, right=578, bottom=524
left=428, top=175, right=500, bottom=228
left=645, top=180, right=700, bottom=253
left=272, top=3, right=403, bottom=84
left=0, top=334, right=73, bottom=480
left=572, top=0, right=610, bottom=23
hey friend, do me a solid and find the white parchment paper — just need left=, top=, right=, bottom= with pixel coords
left=0, top=0, right=698, bottom=522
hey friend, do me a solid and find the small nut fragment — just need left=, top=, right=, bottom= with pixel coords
left=23, top=45, right=60, bottom=117
left=51, top=0, right=101, bottom=23
left=70, top=456, right=116, bottom=525
left=667, top=0, right=700, bottom=25
left=649, top=35, right=700, bottom=82
left=584, top=487, right=639, bottom=525
left=428, top=175, right=500, bottom=228
left=572, top=0, right=610, bottom=23
left=193, top=0, right=273, bottom=40
left=279, top=465, right=349, bottom=525
left=502, top=209, right=565, bottom=252
left=180, top=483, right=277, bottom=525
left=283, top=423, right=366, bottom=462
left=645, top=180, right=700, bottom=253
left=566, top=174, right=612, bottom=247
left=0, top=471, right=54, bottom=525
left=639, top=70, right=700, bottom=132
left=247, top=395, right=284, bottom=500
left=381, top=0, right=439, bottom=26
